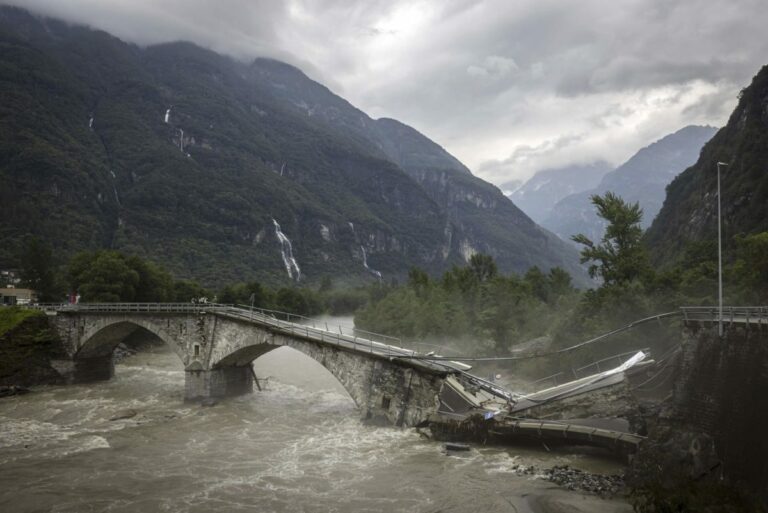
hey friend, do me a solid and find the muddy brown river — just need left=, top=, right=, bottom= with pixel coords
left=0, top=345, right=632, bottom=512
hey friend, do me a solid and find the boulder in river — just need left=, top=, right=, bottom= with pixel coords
left=0, top=385, right=31, bottom=398
left=109, top=409, right=138, bottom=421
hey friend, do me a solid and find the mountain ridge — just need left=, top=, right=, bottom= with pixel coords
left=508, top=161, right=613, bottom=224
left=0, top=6, right=585, bottom=287
left=541, top=125, right=717, bottom=245
left=646, top=66, right=768, bottom=263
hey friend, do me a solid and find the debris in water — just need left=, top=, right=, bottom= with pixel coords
left=444, top=442, right=471, bottom=451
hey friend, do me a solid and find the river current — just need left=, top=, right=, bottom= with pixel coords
left=0, top=345, right=632, bottom=513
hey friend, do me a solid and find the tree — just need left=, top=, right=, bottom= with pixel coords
left=548, top=267, right=574, bottom=298
left=733, top=232, right=768, bottom=303
left=18, top=237, right=59, bottom=301
left=407, top=267, right=431, bottom=296
left=67, top=251, right=175, bottom=302
left=173, top=280, right=211, bottom=302
left=572, top=192, right=650, bottom=285
left=126, top=255, right=173, bottom=302
left=468, top=254, right=497, bottom=283
left=69, top=251, right=140, bottom=302
left=524, top=266, right=548, bottom=302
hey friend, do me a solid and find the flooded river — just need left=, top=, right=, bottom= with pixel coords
left=0, top=345, right=631, bottom=512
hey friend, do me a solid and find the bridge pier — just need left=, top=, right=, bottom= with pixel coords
left=74, top=355, right=115, bottom=382
left=184, top=366, right=254, bottom=402
left=49, top=355, right=115, bottom=384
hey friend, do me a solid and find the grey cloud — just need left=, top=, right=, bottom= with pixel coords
left=478, top=134, right=585, bottom=177
left=5, top=0, right=768, bottom=185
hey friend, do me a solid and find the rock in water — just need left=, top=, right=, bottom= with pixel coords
left=0, top=385, right=31, bottom=398
left=109, top=409, right=138, bottom=421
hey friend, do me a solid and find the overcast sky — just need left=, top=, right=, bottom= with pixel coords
left=9, top=0, right=768, bottom=186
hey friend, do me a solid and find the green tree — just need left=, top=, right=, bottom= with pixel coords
left=18, top=237, right=60, bottom=302
left=468, top=253, right=497, bottom=283
left=407, top=267, right=430, bottom=291
left=547, top=267, right=574, bottom=299
left=524, top=266, right=548, bottom=302
left=126, top=256, right=174, bottom=302
left=69, top=251, right=140, bottom=302
left=733, top=232, right=768, bottom=303
left=572, top=192, right=650, bottom=285
left=173, top=280, right=211, bottom=302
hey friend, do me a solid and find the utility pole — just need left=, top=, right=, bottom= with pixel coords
left=717, top=162, right=728, bottom=337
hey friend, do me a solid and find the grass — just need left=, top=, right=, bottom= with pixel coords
left=0, top=306, right=42, bottom=337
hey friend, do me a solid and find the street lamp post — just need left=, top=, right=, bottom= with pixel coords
left=717, top=161, right=728, bottom=337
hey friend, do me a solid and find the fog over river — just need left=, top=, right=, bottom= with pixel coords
left=0, top=344, right=631, bottom=512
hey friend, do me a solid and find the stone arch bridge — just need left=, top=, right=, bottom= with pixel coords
left=39, top=303, right=496, bottom=427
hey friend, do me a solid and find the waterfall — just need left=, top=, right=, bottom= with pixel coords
left=164, top=108, right=171, bottom=124
left=360, top=246, right=382, bottom=281
left=272, top=219, right=301, bottom=280
left=88, top=116, right=93, bottom=129
left=178, top=129, right=184, bottom=152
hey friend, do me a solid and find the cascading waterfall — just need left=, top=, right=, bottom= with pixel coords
left=360, top=246, right=382, bottom=281
left=178, top=128, right=184, bottom=152
left=88, top=116, right=93, bottom=129
left=272, top=218, right=301, bottom=280
left=164, top=108, right=171, bottom=123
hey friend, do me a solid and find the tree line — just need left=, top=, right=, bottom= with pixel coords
left=355, top=191, right=768, bottom=373
left=13, top=242, right=368, bottom=317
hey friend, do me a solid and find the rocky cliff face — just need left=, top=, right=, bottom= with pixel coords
left=646, top=66, right=768, bottom=264
left=0, top=6, right=584, bottom=286
left=542, top=126, right=717, bottom=245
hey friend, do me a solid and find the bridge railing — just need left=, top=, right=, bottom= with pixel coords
left=681, top=306, right=768, bottom=326
left=234, top=304, right=406, bottom=348
left=230, top=305, right=463, bottom=360
left=529, top=348, right=651, bottom=392
left=223, top=304, right=410, bottom=358
left=31, top=302, right=234, bottom=313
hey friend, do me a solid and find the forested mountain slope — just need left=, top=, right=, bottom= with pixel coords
left=646, top=66, right=768, bottom=263
left=0, top=6, right=583, bottom=286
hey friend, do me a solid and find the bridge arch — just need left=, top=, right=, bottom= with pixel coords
left=212, top=340, right=367, bottom=408
left=76, top=318, right=187, bottom=365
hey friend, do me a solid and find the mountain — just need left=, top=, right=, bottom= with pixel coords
left=499, top=179, right=523, bottom=197
left=0, top=7, right=584, bottom=287
left=542, top=126, right=717, bottom=245
left=507, top=161, right=613, bottom=224
left=646, top=66, right=768, bottom=263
